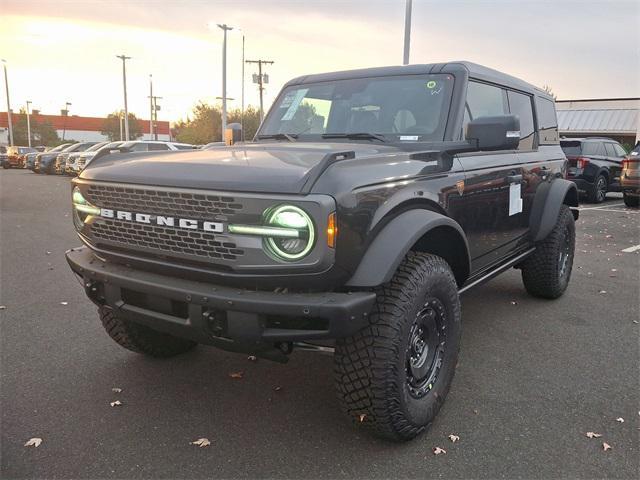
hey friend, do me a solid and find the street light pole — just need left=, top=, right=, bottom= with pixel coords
left=217, top=24, right=233, bottom=141
left=2, top=59, right=13, bottom=146
left=148, top=74, right=154, bottom=140
left=26, top=100, right=32, bottom=147
left=403, top=0, right=412, bottom=65
left=241, top=34, right=245, bottom=140
left=116, top=54, right=131, bottom=141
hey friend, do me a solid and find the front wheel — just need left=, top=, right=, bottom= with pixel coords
left=334, top=252, right=461, bottom=441
left=520, top=205, right=575, bottom=299
left=99, top=306, right=197, bottom=357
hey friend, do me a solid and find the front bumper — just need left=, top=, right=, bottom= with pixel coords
left=66, top=247, right=376, bottom=356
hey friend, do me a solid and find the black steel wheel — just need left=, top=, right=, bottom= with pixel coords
left=334, top=252, right=461, bottom=441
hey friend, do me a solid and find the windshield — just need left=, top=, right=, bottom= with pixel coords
left=260, top=74, right=454, bottom=142
left=85, top=142, right=107, bottom=152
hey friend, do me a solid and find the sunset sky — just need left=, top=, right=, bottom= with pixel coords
left=3, top=0, right=639, bottom=124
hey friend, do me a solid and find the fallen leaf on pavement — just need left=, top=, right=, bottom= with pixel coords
left=615, top=417, right=624, bottom=423
left=110, top=400, right=122, bottom=407
left=191, top=438, right=211, bottom=448
left=598, top=290, right=606, bottom=295
left=359, top=414, right=366, bottom=422
left=586, top=432, right=602, bottom=438
left=433, top=447, right=447, bottom=455
left=229, top=372, right=244, bottom=379
left=24, top=438, right=42, bottom=448
left=448, top=434, right=460, bottom=443
left=273, top=386, right=282, bottom=392
left=112, top=388, right=122, bottom=393
left=247, top=355, right=257, bottom=362
left=602, top=442, right=612, bottom=451
left=510, top=301, right=518, bottom=305
left=0, top=306, right=6, bottom=310
left=60, top=301, right=68, bottom=305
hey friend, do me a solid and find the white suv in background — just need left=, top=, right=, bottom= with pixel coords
left=74, top=140, right=195, bottom=174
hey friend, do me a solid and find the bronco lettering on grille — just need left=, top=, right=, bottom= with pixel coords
left=98, top=208, right=224, bottom=233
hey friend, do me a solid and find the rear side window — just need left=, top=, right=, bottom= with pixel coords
left=612, top=143, right=627, bottom=157
left=536, top=97, right=558, bottom=144
left=604, top=143, right=616, bottom=157
left=149, top=143, right=170, bottom=151
left=507, top=91, right=535, bottom=150
left=582, top=142, right=605, bottom=156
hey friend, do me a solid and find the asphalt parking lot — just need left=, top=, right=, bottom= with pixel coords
left=1, top=169, right=638, bottom=479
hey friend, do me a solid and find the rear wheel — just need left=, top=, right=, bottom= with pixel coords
left=520, top=205, right=575, bottom=299
left=99, top=306, right=197, bottom=357
left=588, top=174, right=607, bottom=203
left=334, top=252, right=461, bottom=441
left=623, top=192, right=639, bottom=208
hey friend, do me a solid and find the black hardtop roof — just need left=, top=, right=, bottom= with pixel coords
left=285, top=61, right=551, bottom=99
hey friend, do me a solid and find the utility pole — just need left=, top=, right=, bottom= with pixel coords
left=148, top=75, right=154, bottom=140
left=119, top=113, right=123, bottom=141
left=61, top=101, right=71, bottom=141
left=2, top=59, right=13, bottom=146
left=246, top=59, right=274, bottom=122
left=403, top=0, right=412, bottom=65
left=217, top=24, right=233, bottom=140
left=26, top=100, right=32, bottom=147
left=116, top=54, right=131, bottom=140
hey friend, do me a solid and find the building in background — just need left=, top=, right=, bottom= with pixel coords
left=0, top=111, right=170, bottom=145
left=556, top=97, right=639, bottom=148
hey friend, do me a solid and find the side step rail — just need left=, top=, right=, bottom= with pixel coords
left=458, top=248, right=535, bottom=294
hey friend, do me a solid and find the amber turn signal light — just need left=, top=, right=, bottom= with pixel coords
left=327, top=212, right=337, bottom=248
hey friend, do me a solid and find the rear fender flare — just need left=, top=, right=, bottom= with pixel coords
left=345, top=209, right=470, bottom=287
left=529, top=179, right=579, bottom=243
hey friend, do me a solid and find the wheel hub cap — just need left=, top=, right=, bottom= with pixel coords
left=406, top=298, right=447, bottom=398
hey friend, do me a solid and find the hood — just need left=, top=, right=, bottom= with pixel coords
left=80, top=142, right=399, bottom=194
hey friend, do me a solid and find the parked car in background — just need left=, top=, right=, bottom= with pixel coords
left=0, top=146, right=7, bottom=166
left=3, top=146, right=37, bottom=168
left=54, top=142, right=99, bottom=175
left=34, top=143, right=72, bottom=173
left=65, top=141, right=109, bottom=175
left=621, top=141, right=639, bottom=207
left=560, top=137, right=627, bottom=203
left=75, top=141, right=124, bottom=173
left=88, top=140, right=196, bottom=164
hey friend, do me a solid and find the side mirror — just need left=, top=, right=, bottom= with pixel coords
left=466, top=115, right=520, bottom=151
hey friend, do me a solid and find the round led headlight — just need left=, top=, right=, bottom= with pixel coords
left=264, top=205, right=315, bottom=261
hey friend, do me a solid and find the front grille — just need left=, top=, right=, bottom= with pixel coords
left=86, top=184, right=243, bottom=218
left=91, top=219, right=244, bottom=261
left=83, top=184, right=247, bottom=264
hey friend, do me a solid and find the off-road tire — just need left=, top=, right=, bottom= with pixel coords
left=623, top=192, right=639, bottom=208
left=520, top=205, right=575, bottom=299
left=588, top=174, right=607, bottom=203
left=334, top=252, right=461, bottom=441
left=99, top=306, right=197, bottom=357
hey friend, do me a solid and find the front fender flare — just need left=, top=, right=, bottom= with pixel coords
left=345, top=209, right=470, bottom=287
left=529, top=178, right=579, bottom=243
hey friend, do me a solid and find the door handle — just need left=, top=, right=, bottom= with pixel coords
left=506, top=174, right=523, bottom=183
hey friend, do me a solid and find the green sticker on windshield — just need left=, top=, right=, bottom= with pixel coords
left=426, top=80, right=437, bottom=89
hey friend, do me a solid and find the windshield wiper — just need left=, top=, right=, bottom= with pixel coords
left=321, top=132, right=387, bottom=142
left=256, top=133, right=297, bottom=142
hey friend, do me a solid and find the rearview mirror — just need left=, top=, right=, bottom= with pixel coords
left=466, top=115, right=520, bottom=151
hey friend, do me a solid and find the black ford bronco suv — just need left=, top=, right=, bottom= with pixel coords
left=66, top=62, right=578, bottom=441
